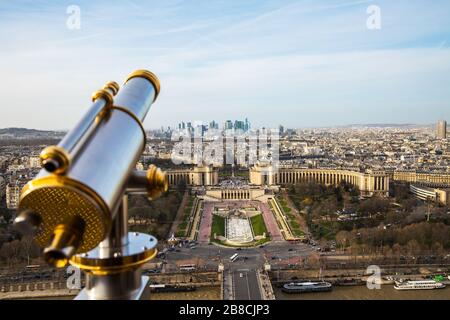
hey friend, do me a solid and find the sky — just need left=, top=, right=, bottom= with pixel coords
left=0, top=0, right=449, bottom=130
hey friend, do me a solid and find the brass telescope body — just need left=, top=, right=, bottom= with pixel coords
left=15, top=70, right=167, bottom=299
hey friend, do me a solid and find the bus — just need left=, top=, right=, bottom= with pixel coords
left=230, top=254, right=239, bottom=262
left=179, top=264, right=196, bottom=272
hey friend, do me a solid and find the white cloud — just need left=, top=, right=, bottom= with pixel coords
left=0, top=0, right=449, bottom=129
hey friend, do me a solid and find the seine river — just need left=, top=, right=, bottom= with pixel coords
left=274, top=285, right=450, bottom=300
left=26, top=285, right=450, bottom=300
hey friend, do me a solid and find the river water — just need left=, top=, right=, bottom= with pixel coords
left=274, top=285, right=450, bottom=300
left=25, top=285, right=450, bottom=300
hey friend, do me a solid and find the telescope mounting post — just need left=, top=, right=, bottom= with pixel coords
left=73, top=194, right=156, bottom=300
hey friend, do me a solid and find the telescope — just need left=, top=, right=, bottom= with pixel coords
left=14, top=70, right=168, bottom=299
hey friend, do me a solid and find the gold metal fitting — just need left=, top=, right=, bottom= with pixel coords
left=146, top=165, right=168, bottom=199
left=70, top=249, right=157, bottom=275
left=111, top=106, right=147, bottom=152
left=43, top=216, right=85, bottom=268
left=40, top=146, right=71, bottom=175
left=92, top=89, right=114, bottom=107
left=19, top=175, right=110, bottom=254
left=125, top=69, right=160, bottom=101
left=69, top=232, right=158, bottom=276
left=102, top=81, right=120, bottom=96
left=92, top=89, right=115, bottom=121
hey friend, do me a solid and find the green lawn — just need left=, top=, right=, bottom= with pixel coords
left=291, top=228, right=304, bottom=237
left=175, top=220, right=188, bottom=237
left=178, top=221, right=188, bottom=230
left=290, top=221, right=300, bottom=229
left=250, top=214, right=267, bottom=236
left=275, top=197, right=306, bottom=239
left=287, top=213, right=296, bottom=220
left=211, top=214, right=225, bottom=238
left=175, top=230, right=186, bottom=237
left=184, top=206, right=192, bottom=215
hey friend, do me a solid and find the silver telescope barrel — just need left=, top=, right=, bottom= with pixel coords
left=53, top=82, right=120, bottom=170
left=40, top=81, right=120, bottom=175
left=17, top=70, right=161, bottom=267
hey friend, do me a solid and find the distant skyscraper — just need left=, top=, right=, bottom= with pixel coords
left=209, top=120, right=218, bottom=130
left=234, top=120, right=245, bottom=131
left=436, top=120, right=447, bottom=139
left=279, top=125, right=284, bottom=135
left=244, top=118, right=250, bottom=131
left=224, top=120, right=233, bottom=130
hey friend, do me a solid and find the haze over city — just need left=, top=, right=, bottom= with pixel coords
left=1, top=0, right=450, bottom=130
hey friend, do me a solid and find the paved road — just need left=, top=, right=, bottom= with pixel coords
left=232, top=270, right=261, bottom=300
left=157, top=241, right=315, bottom=300
left=162, top=241, right=315, bottom=271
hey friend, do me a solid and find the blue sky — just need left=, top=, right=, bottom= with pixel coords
left=0, top=0, right=449, bottom=129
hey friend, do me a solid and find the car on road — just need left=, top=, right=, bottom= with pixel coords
left=144, top=269, right=161, bottom=274
left=156, top=252, right=166, bottom=259
left=236, top=248, right=242, bottom=251
left=288, top=248, right=294, bottom=252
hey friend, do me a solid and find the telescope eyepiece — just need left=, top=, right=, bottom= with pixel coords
left=43, top=216, right=85, bottom=268
left=42, top=158, right=59, bottom=173
left=40, top=146, right=71, bottom=175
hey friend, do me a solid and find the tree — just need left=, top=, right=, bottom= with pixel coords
left=359, top=197, right=389, bottom=216
left=432, top=242, right=445, bottom=256
left=392, top=183, right=410, bottom=201
left=335, top=230, right=351, bottom=250
left=406, top=239, right=421, bottom=256
left=334, top=187, right=343, bottom=202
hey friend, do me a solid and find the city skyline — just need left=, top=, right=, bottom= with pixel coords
left=0, top=120, right=444, bottom=132
left=0, top=1, right=449, bottom=130
left=0, top=119, right=447, bottom=132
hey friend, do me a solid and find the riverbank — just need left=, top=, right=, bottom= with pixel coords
left=274, top=284, right=450, bottom=300
left=150, top=286, right=221, bottom=300
left=1, top=289, right=77, bottom=300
